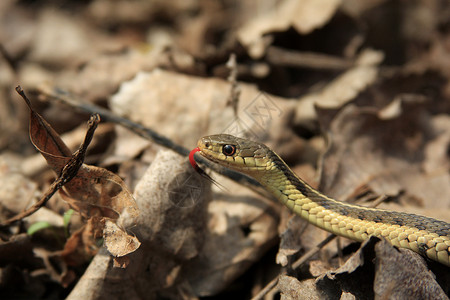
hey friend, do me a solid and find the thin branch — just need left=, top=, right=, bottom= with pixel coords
left=266, top=46, right=354, bottom=70
left=36, top=86, right=274, bottom=200
left=1, top=88, right=100, bottom=226
left=225, top=53, right=241, bottom=117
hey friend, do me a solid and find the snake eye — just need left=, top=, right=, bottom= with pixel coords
left=222, top=144, right=236, bottom=156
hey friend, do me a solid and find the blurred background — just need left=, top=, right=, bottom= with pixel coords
left=0, top=0, right=449, bottom=299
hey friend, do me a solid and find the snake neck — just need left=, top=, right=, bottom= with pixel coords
left=253, top=152, right=450, bottom=239
left=254, top=153, right=336, bottom=209
left=252, top=152, right=363, bottom=235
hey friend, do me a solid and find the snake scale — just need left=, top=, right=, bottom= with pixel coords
left=191, top=134, right=450, bottom=267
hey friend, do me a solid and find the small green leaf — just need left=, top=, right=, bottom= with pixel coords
left=27, top=221, right=52, bottom=235
left=63, top=209, right=74, bottom=237
left=63, top=209, right=74, bottom=228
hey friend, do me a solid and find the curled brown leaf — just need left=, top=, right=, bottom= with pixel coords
left=10, top=86, right=140, bottom=261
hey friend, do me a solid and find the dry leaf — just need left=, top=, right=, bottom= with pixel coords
left=61, top=217, right=102, bottom=267
left=24, top=93, right=140, bottom=259
left=185, top=177, right=280, bottom=296
left=238, top=0, right=341, bottom=58
left=294, top=49, right=383, bottom=127
left=278, top=276, right=323, bottom=300
left=68, top=150, right=210, bottom=299
left=103, top=219, right=140, bottom=258
left=109, top=69, right=299, bottom=160
left=29, top=9, right=121, bottom=68
left=276, top=213, right=308, bottom=267
left=58, top=165, right=139, bottom=223
left=0, top=154, right=38, bottom=218
left=3, top=1, right=450, bottom=298
left=373, top=238, right=449, bottom=299
left=318, top=100, right=450, bottom=212
left=316, top=237, right=448, bottom=299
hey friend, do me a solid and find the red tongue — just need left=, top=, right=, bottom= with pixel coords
left=189, top=147, right=201, bottom=171
left=188, top=147, right=225, bottom=190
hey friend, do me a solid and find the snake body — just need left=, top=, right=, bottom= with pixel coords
left=195, top=134, right=450, bottom=267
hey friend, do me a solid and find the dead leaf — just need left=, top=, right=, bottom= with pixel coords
left=109, top=68, right=299, bottom=162
left=112, top=256, right=130, bottom=268
left=61, top=217, right=102, bottom=267
left=3, top=1, right=450, bottom=298
left=373, top=238, right=449, bottom=299
left=29, top=9, right=121, bottom=68
left=21, top=89, right=140, bottom=260
left=278, top=276, right=323, bottom=300
left=294, top=49, right=383, bottom=127
left=0, top=154, right=38, bottom=219
left=58, top=165, right=139, bottom=222
left=276, top=213, right=308, bottom=267
left=185, top=176, right=279, bottom=296
left=318, top=100, right=450, bottom=212
left=238, top=0, right=341, bottom=58
left=316, top=237, right=448, bottom=299
left=68, top=150, right=210, bottom=299
left=103, top=219, right=140, bottom=258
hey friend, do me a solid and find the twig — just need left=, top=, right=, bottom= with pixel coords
left=369, top=194, right=389, bottom=208
left=266, top=46, right=354, bottom=70
left=225, top=53, right=241, bottom=117
left=39, top=86, right=188, bottom=156
left=1, top=87, right=100, bottom=226
left=36, top=86, right=274, bottom=200
left=251, top=276, right=279, bottom=300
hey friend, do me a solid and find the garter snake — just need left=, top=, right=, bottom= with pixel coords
left=191, top=134, right=450, bottom=267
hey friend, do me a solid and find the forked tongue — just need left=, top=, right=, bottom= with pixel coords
left=189, top=147, right=226, bottom=190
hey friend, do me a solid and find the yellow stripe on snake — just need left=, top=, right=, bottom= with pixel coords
left=193, top=134, right=450, bottom=267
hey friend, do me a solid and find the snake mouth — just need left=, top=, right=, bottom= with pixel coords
left=196, top=134, right=266, bottom=173
left=196, top=138, right=213, bottom=158
left=197, top=136, right=210, bottom=151
left=196, top=146, right=224, bottom=165
left=197, top=137, right=221, bottom=160
left=196, top=136, right=240, bottom=170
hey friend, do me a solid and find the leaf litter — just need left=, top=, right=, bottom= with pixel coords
left=0, top=0, right=449, bottom=299
left=1, top=87, right=140, bottom=289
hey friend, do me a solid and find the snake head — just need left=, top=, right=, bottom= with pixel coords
left=197, top=134, right=271, bottom=175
